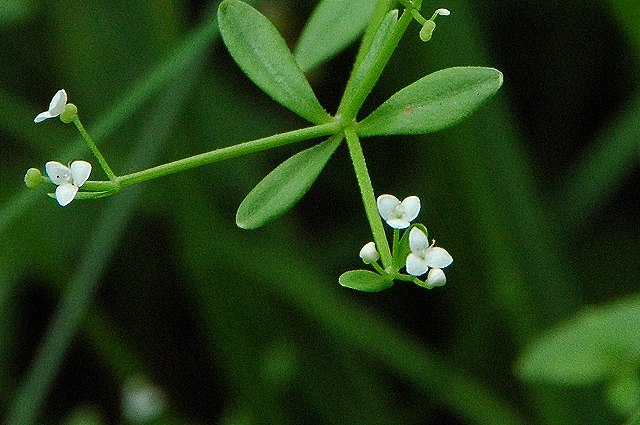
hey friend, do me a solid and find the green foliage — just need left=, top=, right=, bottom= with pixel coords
left=218, top=0, right=330, bottom=124
left=518, top=296, right=640, bottom=414
left=236, top=136, right=341, bottom=229
left=294, top=0, right=377, bottom=72
left=1, top=0, right=639, bottom=424
left=338, top=270, right=393, bottom=292
left=358, top=66, right=503, bottom=135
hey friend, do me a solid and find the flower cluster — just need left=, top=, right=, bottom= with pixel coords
left=359, top=194, right=452, bottom=289
left=26, top=90, right=96, bottom=207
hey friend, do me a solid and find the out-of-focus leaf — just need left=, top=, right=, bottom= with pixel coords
left=357, top=67, right=503, bottom=136
left=294, top=0, right=376, bottom=73
left=218, top=0, right=330, bottom=124
left=0, top=0, right=33, bottom=27
left=517, top=295, right=640, bottom=386
left=236, top=136, right=341, bottom=229
left=605, top=371, right=640, bottom=416
left=338, top=270, right=393, bottom=292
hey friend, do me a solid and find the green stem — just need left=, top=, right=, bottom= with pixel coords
left=344, top=127, right=392, bottom=269
left=337, top=7, right=414, bottom=121
left=72, top=116, right=117, bottom=181
left=116, top=121, right=339, bottom=187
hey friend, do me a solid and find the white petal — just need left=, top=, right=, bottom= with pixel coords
left=435, top=8, right=450, bottom=16
left=34, top=111, right=54, bottom=123
left=406, top=253, right=429, bottom=276
left=424, top=246, right=453, bottom=268
left=377, top=194, right=400, bottom=221
left=359, top=242, right=379, bottom=263
left=70, top=161, right=91, bottom=186
left=386, top=218, right=410, bottom=229
left=408, top=227, right=429, bottom=252
left=400, top=196, right=420, bottom=222
left=48, top=89, right=67, bottom=116
left=45, top=161, right=72, bottom=185
left=425, top=268, right=446, bottom=287
left=55, top=184, right=78, bottom=206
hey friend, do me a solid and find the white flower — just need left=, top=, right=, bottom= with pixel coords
left=377, top=194, right=420, bottom=229
left=359, top=242, right=379, bottom=263
left=34, top=89, right=67, bottom=123
left=122, top=377, right=166, bottom=424
left=45, top=160, right=91, bottom=206
left=405, top=227, right=452, bottom=281
left=434, top=8, right=451, bottom=16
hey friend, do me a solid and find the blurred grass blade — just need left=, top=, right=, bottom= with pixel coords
left=178, top=195, right=527, bottom=425
left=236, top=135, right=341, bottom=229
left=0, top=6, right=220, bottom=236
left=3, top=26, right=208, bottom=425
left=294, top=0, right=376, bottom=73
left=358, top=67, right=503, bottom=136
left=218, top=0, right=330, bottom=124
left=557, top=93, right=640, bottom=231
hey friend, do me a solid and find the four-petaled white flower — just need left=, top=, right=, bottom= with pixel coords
left=45, top=160, right=91, bottom=206
left=405, top=227, right=452, bottom=287
left=34, top=89, right=68, bottom=123
left=377, top=194, right=420, bottom=229
left=359, top=242, right=379, bottom=264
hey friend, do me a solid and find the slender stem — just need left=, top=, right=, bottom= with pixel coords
left=344, top=127, right=392, bottom=269
left=72, top=115, right=117, bottom=180
left=116, top=121, right=339, bottom=187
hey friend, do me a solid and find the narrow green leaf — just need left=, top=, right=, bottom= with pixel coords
left=516, top=295, right=640, bottom=386
left=294, top=0, right=377, bottom=73
left=342, top=9, right=398, bottom=102
left=236, top=136, right=341, bottom=229
left=218, top=0, right=330, bottom=124
left=357, top=67, right=503, bottom=136
left=338, top=270, right=393, bottom=292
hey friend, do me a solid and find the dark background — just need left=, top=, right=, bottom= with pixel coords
left=1, top=0, right=638, bottom=424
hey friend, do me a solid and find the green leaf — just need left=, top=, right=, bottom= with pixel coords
left=516, top=295, right=640, bottom=386
left=339, top=270, right=393, bottom=292
left=236, top=136, right=341, bottom=229
left=343, top=9, right=398, bottom=102
left=218, top=0, right=330, bottom=124
left=357, top=67, right=503, bottom=136
left=294, top=0, right=377, bottom=73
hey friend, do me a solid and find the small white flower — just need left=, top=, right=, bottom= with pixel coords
left=435, top=8, right=451, bottom=16
left=377, top=194, right=420, bottom=229
left=122, top=377, right=166, bottom=424
left=45, top=160, right=91, bottom=206
left=34, top=89, right=67, bottom=123
left=405, top=227, right=452, bottom=279
left=359, top=242, right=379, bottom=263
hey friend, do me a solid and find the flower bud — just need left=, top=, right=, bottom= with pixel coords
left=359, top=242, right=379, bottom=264
left=419, top=20, right=436, bottom=42
left=60, top=103, right=78, bottom=123
left=24, top=168, right=44, bottom=188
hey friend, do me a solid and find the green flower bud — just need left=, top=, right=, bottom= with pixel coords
left=419, top=20, right=436, bottom=42
left=24, top=168, right=44, bottom=188
left=60, top=103, right=78, bottom=123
